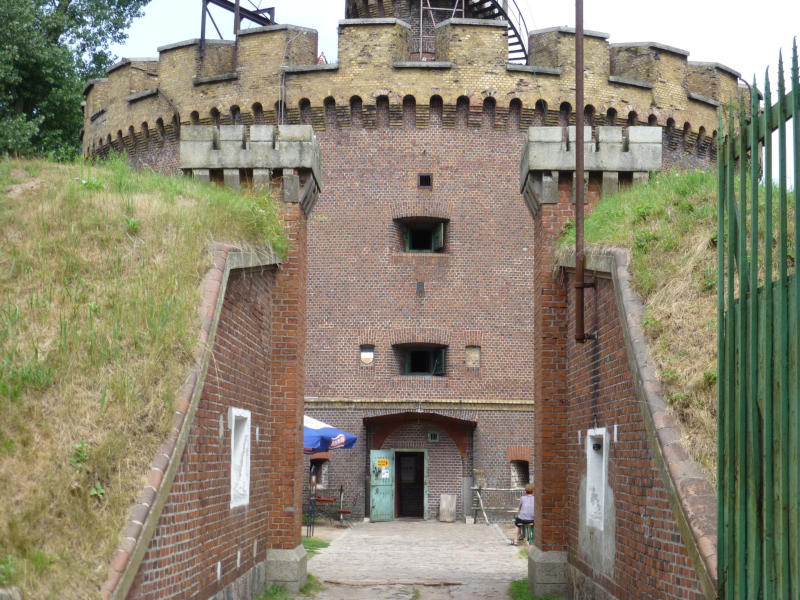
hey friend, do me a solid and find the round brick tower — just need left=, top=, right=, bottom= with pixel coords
left=81, top=0, right=738, bottom=584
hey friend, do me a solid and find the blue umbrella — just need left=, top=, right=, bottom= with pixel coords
left=303, top=415, right=357, bottom=454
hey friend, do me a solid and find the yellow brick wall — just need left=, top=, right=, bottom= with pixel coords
left=83, top=18, right=740, bottom=157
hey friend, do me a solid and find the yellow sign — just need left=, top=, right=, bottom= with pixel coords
left=376, top=458, right=389, bottom=467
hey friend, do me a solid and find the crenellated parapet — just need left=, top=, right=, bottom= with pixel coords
left=520, top=126, right=662, bottom=216
left=82, top=17, right=740, bottom=167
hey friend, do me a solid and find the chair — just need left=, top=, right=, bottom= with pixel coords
left=336, top=487, right=361, bottom=526
left=521, top=522, right=535, bottom=545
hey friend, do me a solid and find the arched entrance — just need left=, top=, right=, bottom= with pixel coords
left=364, top=412, right=476, bottom=521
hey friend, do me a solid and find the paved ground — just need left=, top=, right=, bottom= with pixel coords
left=305, top=520, right=528, bottom=599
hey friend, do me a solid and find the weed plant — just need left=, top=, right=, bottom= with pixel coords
left=559, top=169, right=796, bottom=483
left=0, top=155, right=286, bottom=597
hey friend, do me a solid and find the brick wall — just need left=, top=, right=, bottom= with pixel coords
left=128, top=268, right=277, bottom=599
left=304, top=406, right=533, bottom=521
left=563, top=272, right=705, bottom=599
left=83, top=19, right=737, bottom=161
left=125, top=198, right=307, bottom=599
left=306, top=124, right=536, bottom=402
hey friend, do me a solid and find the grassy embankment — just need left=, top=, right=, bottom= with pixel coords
left=0, top=156, right=286, bottom=598
left=560, top=169, right=796, bottom=483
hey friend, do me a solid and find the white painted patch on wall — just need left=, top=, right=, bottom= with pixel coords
left=237, top=549, right=241, bottom=568
left=256, top=426, right=260, bottom=443
left=229, top=407, right=252, bottom=508
left=586, top=427, right=609, bottom=531
left=217, top=560, right=221, bottom=581
left=613, top=423, right=618, bottom=443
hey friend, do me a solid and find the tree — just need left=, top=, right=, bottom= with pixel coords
left=0, top=0, right=151, bottom=157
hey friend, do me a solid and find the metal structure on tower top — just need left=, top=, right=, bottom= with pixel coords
left=419, top=0, right=529, bottom=62
left=200, top=0, right=276, bottom=54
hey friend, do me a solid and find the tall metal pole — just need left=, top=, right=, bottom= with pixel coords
left=234, top=0, right=240, bottom=35
left=574, top=0, right=589, bottom=342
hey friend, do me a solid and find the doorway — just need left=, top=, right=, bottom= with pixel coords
left=396, top=451, right=425, bottom=518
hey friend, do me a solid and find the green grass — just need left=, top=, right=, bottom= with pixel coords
left=302, top=537, right=330, bottom=558
left=0, top=155, right=287, bottom=598
left=558, top=168, right=795, bottom=482
left=508, top=578, right=558, bottom=600
left=255, top=575, right=325, bottom=599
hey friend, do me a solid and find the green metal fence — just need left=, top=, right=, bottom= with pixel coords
left=717, top=41, right=800, bottom=599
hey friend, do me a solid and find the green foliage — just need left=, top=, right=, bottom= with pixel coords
left=299, top=574, right=325, bottom=596
left=508, top=579, right=558, bottom=600
left=29, top=549, right=57, bottom=574
left=124, top=216, right=141, bottom=236
left=69, top=441, right=88, bottom=470
left=0, top=0, right=150, bottom=157
left=668, top=392, right=690, bottom=405
left=660, top=368, right=679, bottom=382
left=703, top=371, right=718, bottom=387
left=89, top=481, right=105, bottom=500
left=257, top=584, right=292, bottom=600
left=302, top=537, right=330, bottom=558
left=0, top=555, right=15, bottom=585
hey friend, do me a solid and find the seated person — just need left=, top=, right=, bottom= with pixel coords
left=512, top=483, right=535, bottom=545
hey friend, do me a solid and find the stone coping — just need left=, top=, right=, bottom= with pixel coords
left=107, top=57, right=158, bottom=74
left=101, top=244, right=279, bottom=600
left=558, top=248, right=717, bottom=599
left=157, top=38, right=234, bottom=53
left=611, top=41, right=690, bottom=57
left=529, top=26, right=609, bottom=40
left=238, top=23, right=317, bottom=37
left=507, top=64, right=562, bottom=76
left=608, top=75, right=654, bottom=89
left=193, top=72, right=239, bottom=86
left=689, top=60, right=741, bottom=79
left=393, top=61, right=453, bottom=69
left=282, top=63, right=339, bottom=73
left=435, top=17, right=508, bottom=29
left=304, top=397, right=534, bottom=409
left=688, top=92, right=721, bottom=108
left=338, top=18, right=412, bottom=30
left=126, top=89, right=158, bottom=104
left=82, top=78, right=107, bottom=97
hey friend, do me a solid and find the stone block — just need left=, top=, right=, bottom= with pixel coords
left=265, top=545, right=307, bottom=594
left=528, top=546, right=568, bottom=598
left=219, top=125, right=246, bottom=141
left=628, top=126, right=662, bottom=144
left=601, top=172, right=618, bottom=198
left=596, top=126, right=623, bottom=143
left=223, top=169, right=240, bottom=190
left=193, top=169, right=210, bottom=184
left=567, top=126, right=593, bottom=143
left=250, top=125, right=275, bottom=143
left=439, top=494, right=456, bottom=522
left=253, top=168, right=271, bottom=188
left=528, top=127, right=562, bottom=143
left=181, top=126, right=215, bottom=142
left=277, top=124, right=313, bottom=142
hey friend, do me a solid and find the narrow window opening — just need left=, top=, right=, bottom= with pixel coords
left=310, top=458, right=330, bottom=490
left=418, top=173, right=432, bottom=188
left=360, top=344, right=375, bottom=365
left=230, top=407, right=251, bottom=508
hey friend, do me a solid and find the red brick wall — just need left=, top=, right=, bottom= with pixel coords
left=127, top=198, right=307, bottom=599
left=128, top=268, right=276, bottom=599
left=564, top=272, right=705, bottom=599
left=532, top=173, right=602, bottom=552
left=304, top=407, right=534, bottom=520
left=305, top=124, right=536, bottom=402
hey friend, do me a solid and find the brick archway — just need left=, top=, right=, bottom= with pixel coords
left=364, top=412, right=476, bottom=457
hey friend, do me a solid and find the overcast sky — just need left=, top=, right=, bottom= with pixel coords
left=113, top=0, right=799, bottom=92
